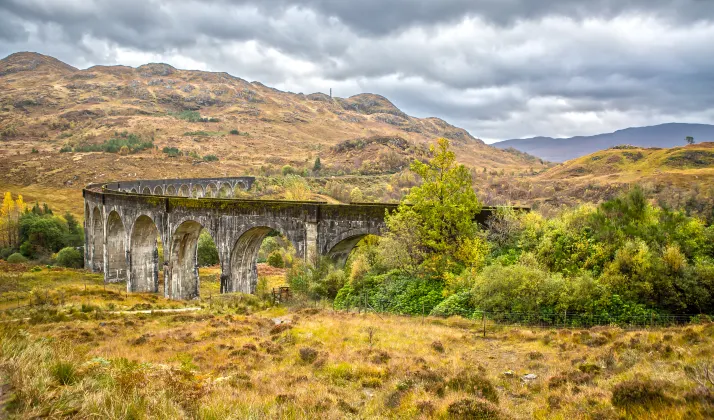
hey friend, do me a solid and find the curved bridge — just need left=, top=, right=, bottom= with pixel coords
left=84, top=177, right=507, bottom=300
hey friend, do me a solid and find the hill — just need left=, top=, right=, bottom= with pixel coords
left=493, top=123, right=714, bottom=162
left=0, top=52, right=545, bottom=198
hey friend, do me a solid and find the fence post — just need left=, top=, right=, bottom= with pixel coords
left=482, top=312, right=486, bottom=338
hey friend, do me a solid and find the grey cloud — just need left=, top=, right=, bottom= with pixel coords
left=1, top=0, right=714, bottom=140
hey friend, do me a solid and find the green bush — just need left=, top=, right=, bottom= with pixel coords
left=6, top=252, right=27, bottom=264
left=169, top=110, right=201, bottom=122
left=430, top=291, right=474, bottom=318
left=267, top=251, right=284, bottom=268
left=162, top=146, right=181, bottom=157
left=197, top=230, right=219, bottom=266
left=73, top=132, right=153, bottom=154
left=0, top=247, right=13, bottom=260
left=59, top=145, right=72, bottom=153
left=230, top=129, right=240, bottom=135
left=56, top=247, right=84, bottom=268
left=203, top=154, right=219, bottom=162
left=282, top=165, right=296, bottom=176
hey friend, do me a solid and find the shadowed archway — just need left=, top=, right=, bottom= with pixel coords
left=166, top=221, right=211, bottom=299
left=91, top=207, right=103, bottom=272
left=227, top=227, right=276, bottom=294
left=153, top=185, right=163, bottom=195
left=105, top=210, right=128, bottom=283
left=129, top=215, right=161, bottom=293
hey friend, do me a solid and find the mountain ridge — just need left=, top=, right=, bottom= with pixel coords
left=494, top=122, right=714, bottom=162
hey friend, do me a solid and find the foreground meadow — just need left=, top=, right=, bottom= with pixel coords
left=1, top=265, right=713, bottom=419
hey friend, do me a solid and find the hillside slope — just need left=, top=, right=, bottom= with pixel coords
left=0, top=52, right=545, bottom=192
left=493, top=123, right=714, bottom=162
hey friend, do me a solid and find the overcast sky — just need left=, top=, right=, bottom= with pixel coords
left=2, top=0, right=714, bottom=142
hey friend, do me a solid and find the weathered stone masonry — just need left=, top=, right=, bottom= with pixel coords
left=84, top=177, right=507, bottom=300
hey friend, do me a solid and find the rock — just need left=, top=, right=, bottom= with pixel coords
left=502, top=370, right=515, bottom=377
left=522, top=373, right=538, bottom=381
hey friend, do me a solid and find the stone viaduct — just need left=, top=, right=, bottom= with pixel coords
left=84, top=177, right=506, bottom=300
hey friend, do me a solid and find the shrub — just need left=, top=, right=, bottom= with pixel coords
left=230, top=129, right=240, bottom=135
left=56, top=247, right=83, bottom=268
left=203, top=154, right=219, bottom=162
left=7, top=252, right=27, bottom=263
left=162, top=146, right=180, bottom=157
left=430, top=291, right=474, bottom=318
left=447, top=370, right=499, bottom=404
left=73, top=133, right=153, bottom=154
left=299, top=347, right=318, bottom=364
left=282, top=165, right=296, bottom=176
left=169, top=110, right=201, bottom=122
left=611, top=378, right=670, bottom=407
left=447, top=398, right=502, bottom=420
left=0, top=247, right=13, bottom=260
left=59, top=145, right=73, bottom=153
left=267, top=251, right=284, bottom=268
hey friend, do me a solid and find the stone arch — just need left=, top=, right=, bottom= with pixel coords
left=178, top=184, right=190, bottom=197
left=218, top=183, right=232, bottom=198
left=325, top=228, right=381, bottom=267
left=166, top=185, right=176, bottom=196
left=130, top=188, right=138, bottom=194
left=142, top=187, right=151, bottom=195
left=166, top=220, right=213, bottom=299
left=191, top=184, right=204, bottom=198
left=205, top=183, right=217, bottom=198
left=105, top=210, right=128, bottom=283
left=228, top=226, right=281, bottom=294
left=153, top=185, right=164, bottom=195
left=91, top=207, right=103, bottom=272
left=129, top=215, right=160, bottom=293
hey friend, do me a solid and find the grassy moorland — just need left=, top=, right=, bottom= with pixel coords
left=1, top=262, right=714, bottom=419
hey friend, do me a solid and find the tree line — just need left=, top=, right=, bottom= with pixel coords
left=286, top=138, right=714, bottom=321
left=0, top=193, right=84, bottom=268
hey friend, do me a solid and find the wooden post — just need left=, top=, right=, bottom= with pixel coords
left=482, top=312, right=486, bottom=338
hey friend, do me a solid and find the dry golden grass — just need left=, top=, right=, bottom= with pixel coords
left=1, top=265, right=713, bottom=419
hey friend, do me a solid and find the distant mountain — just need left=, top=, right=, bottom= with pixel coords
left=493, top=123, right=714, bottom=162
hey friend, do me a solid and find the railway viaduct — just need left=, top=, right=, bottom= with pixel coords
left=83, top=177, right=504, bottom=300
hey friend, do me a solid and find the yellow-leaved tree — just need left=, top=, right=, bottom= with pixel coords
left=0, top=192, right=27, bottom=249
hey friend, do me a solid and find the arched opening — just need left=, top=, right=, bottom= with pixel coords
left=142, top=187, right=151, bottom=195
left=153, top=185, right=164, bottom=195
left=166, top=221, right=216, bottom=300
left=129, top=215, right=162, bottom=293
left=166, top=185, right=176, bottom=196
left=91, top=207, right=103, bottom=272
left=218, top=183, right=232, bottom=198
left=178, top=184, right=190, bottom=197
left=327, top=233, right=380, bottom=268
left=228, top=227, right=295, bottom=294
left=233, top=184, right=248, bottom=198
left=105, top=211, right=128, bottom=283
left=130, top=188, right=138, bottom=194
left=205, top=183, right=217, bottom=198
left=191, top=184, right=204, bottom=198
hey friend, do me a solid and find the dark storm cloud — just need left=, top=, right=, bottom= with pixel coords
left=1, top=0, right=713, bottom=140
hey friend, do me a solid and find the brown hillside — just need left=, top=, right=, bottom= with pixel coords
left=0, top=52, right=545, bottom=195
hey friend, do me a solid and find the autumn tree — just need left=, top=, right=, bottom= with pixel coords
left=383, top=138, right=486, bottom=275
left=0, top=192, right=26, bottom=249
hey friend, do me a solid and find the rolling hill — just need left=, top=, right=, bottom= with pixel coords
left=0, top=51, right=545, bottom=195
left=493, top=123, right=714, bottom=162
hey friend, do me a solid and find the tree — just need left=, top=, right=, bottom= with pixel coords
left=197, top=230, right=219, bottom=266
left=384, top=138, right=485, bottom=275
left=313, top=156, right=322, bottom=172
left=350, top=187, right=364, bottom=203
left=686, top=136, right=695, bottom=145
